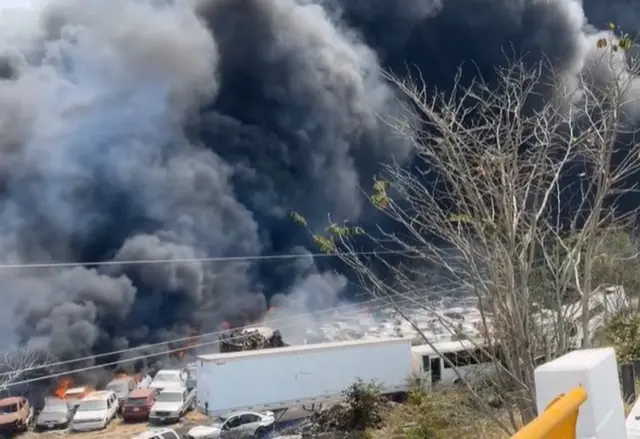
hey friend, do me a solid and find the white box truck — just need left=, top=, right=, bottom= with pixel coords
left=196, top=337, right=414, bottom=416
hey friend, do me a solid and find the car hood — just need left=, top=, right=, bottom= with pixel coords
left=151, top=402, right=182, bottom=412
left=73, top=410, right=106, bottom=421
left=188, top=425, right=221, bottom=438
left=0, top=413, right=19, bottom=425
left=36, top=411, right=68, bottom=423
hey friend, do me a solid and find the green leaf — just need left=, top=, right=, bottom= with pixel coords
left=290, top=211, right=307, bottom=227
left=619, top=38, right=633, bottom=50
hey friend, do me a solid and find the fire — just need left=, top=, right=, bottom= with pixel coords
left=54, top=378, right=73, bottom=398
left=177, top=329, right=201, bottom=360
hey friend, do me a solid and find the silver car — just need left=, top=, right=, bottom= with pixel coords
left=186, top=411, right=276, bottom=439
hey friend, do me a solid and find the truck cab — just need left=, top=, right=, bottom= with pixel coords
left=149, top=387, right=196, bottom=424
left=150, top=369, right=188, bottom=392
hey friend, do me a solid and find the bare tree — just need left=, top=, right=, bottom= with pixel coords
left=294, top=32, right=640, bottom=430
left=0, top=345, right=49, bottom=395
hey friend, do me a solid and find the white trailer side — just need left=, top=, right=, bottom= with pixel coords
left=196, top=337, right=413, bottom=415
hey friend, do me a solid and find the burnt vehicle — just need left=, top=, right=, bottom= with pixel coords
left=34, top=397, right=76, bottom=431
left=0, top=397, right=33, bottom=434
left=122, top=388, right=159, bottom=423
left=106, top=376, right=139, bottom=411
left=62, top=385, right=94, bottom=409
left=219, top=327, right=288, bottom=353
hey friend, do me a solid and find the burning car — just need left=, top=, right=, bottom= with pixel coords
left=34, top=397, right=76, bottom=431
left=219, top=327, right=287, bottom=353
left=106, top=374, right=151, bottom=411
left=63, top=385, right=95, bottom=409
left=0, top=397, right=33, bottom=434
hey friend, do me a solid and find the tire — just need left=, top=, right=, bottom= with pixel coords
left=254, top=427, right=267, bottom=439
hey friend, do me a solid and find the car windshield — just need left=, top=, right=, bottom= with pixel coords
left=156, top=392, right=182, bottom=403
left=126, top=397, right=148, bottom=406
left=77, top=400, right=107, bottom=411
left=154, top=372, right=179, bottom=382
left=42, top=402, right=67, bottom=413
left=0, top=404, right=18, bottom=414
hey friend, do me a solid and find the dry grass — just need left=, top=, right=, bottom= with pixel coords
left=375, top=390, right=511, bottom=439
left=18, top=411, right=209, bottom=439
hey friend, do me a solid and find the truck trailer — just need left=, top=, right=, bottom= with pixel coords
left=195, top=337, right=414, bottom=417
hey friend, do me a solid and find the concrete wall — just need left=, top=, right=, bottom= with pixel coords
left=534, top=348, right=627, bottom=439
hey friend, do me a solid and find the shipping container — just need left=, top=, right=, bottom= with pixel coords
left=196, top=337, right=414, bottom=416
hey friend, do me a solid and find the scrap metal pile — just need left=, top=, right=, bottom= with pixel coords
left=219, top=327, right=288, bottom=353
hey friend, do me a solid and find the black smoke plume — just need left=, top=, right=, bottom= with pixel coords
left=0, top=0, right=636, bottom=377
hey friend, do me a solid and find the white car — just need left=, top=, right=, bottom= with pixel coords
left=186, top=411, right=275, bottom=439
left=69, top=390, right=118, bottom=432
left=149, top=369, right=188, bottom=391
left=133, top=427, right=181, bottom=439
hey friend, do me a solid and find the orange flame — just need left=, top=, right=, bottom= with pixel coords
left=177, top=329, right=201, bottom=360
left=54, top=378, right=74, bottom=398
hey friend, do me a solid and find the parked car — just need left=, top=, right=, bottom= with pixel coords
left=63, top=385, right=95, bottom=409
left=122, top=388, right=159, bottom=423
left=34, top=397, right=76, bottom=431
left=149, top=369, right=189, bottom=392
left=106, top=376, right=138, bottom=410
left=186, top=411, right=275, bottom=439
left=149, top=387, right=196, bottom=424
left=132, top=427, right=181, bottom=439
left=0, top=396, right=33, bottom=434
left=70, top=390, right=118, bottom=432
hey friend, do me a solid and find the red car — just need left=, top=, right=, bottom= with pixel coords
left=122, top=388, right=159, bottom=423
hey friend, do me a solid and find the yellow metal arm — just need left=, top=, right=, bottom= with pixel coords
left=512, top=387, right=587, bottom=439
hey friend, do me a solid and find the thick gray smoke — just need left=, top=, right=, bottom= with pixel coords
left=0, top=0, right=636, bottom=371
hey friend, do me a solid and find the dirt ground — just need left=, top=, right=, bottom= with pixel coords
left=19, top=411, right=211, bottom=439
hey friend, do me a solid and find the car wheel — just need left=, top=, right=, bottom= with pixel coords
left=254, top=427, right=268, bottom=439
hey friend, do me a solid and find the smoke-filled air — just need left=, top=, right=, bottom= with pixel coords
left=0, top=0, right=636, bottom=371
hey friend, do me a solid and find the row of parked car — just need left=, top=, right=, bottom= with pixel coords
left=0, top=366, right=198, bottom=436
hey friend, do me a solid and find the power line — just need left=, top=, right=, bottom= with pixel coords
left=1, top=297, right=388, bottom=376
left=0, top=250, right=407, bottom=270
left=4, top=297, right=437, bottom=388
left=3, top=285, right=472, bottom=377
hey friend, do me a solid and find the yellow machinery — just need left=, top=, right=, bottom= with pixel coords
left=512, top=387, right=587, bottom=439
